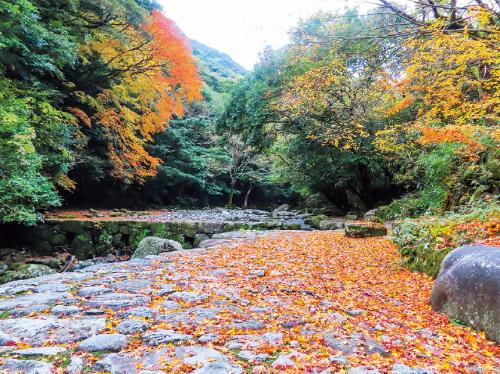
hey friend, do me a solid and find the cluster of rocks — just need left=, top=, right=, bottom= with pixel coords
left=0, top=207, right=310, bottom=285
left=0, top=251, right=129, bottom=285
left=0, top=249, right=439, bottom=373
left=0, top=230, right=495, bottom=373
left=304, top=215, right=388, bottom=238
left=2, top=207, right=306, bottom=257
left=0, top=257, right=246, bottom=373
left=0, top=205, right=393, bottom=285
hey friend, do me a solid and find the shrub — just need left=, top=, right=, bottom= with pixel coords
left=393, top=200, right=499, bottom=277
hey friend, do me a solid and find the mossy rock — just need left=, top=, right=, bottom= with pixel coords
left=345, top=223, right=387, bottom=238
left=363, top=206, right=390, bottom=223
left=113, top=233, right=123, bottom=247
left=49, top=233, right=67, bottom=246
left=193, top=233, right=210, bottom=247
left=103, top=222, right=121, bottom=235
left=132, top=237, right=183, bottom=259
left=70, top=233, right=94, bottom=259
left=119, top=225, right=131, bottom=235
left=151, top=223, right=168, bottom=237
left=165, top=222, right=184, bottom=236
left=318, top=219, right=344, bottom=230
left=180, top=222, right=198, bottom=239
left=0, top=262, right=8, bottom=274
left=30, top=239, right=54, bottom=255
left=59, top=220, right=90, bottom=234
left=32, top=224, right=54, bottom=240
left=196, top=222, right=226, bottom=234
left=0, top=264, right=56, bottom=284
left=305, top=215, right=328, bottom=229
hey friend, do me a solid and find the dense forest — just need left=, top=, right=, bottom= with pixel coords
left=0, top=0, right=498, bottom=225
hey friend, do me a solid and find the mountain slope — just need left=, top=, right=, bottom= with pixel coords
left=190, top=39, right=246, bottom=94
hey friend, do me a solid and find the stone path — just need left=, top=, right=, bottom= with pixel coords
left=0, top=231, right=498, bottom=373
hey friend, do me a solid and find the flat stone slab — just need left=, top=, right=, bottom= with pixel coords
left=175, top=346, right=243, bottom=373
left=117, top=320, right=151, bottom=335
left=78, top=334, right=128, bottom=352
left=94, top=348, right=171, bottom=373
left=12, top=346, right=67, bottom=356
left=0, top=292, right=72, bottom=311
left=0, top=317, right=106, bottom=345
left=142, top=329, right=192, bottom=346
left=51, top=305, right=82, bottom=315
left=77, top=286, right=111, bottom=297
left=85, top=292, right=150, bottom=310
left=111, top=279, right=152, bottom=293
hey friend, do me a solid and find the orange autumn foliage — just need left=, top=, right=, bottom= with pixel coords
left=81, top=10, right=202, bottom=181
left=418, top=127, right=486, bottom=160
left=379, top=8, right=499, bottom=157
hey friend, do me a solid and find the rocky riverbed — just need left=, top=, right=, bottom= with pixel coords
left=0, top=207, right=309, bottom=284
left=0, top=208, right=389, bottom=285
left=0, top=231, right=497, bottom=373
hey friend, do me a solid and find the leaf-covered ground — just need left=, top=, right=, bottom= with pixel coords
left=0, top=231, right=498, bottom=373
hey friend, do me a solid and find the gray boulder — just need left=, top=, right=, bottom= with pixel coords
left=319, top=219, right=344, bottom=230
left=132, top=237, right=183, bottom=259
left=272, top=204, right=290, bottom=216
left=0, top=264, right=56, bottom=284
left=430, top=245, right=500, bottom=342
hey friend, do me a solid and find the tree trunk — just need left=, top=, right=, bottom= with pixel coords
left=228, top=179, right=236, bottom=207
left=243, top=184, right=253, bottom=209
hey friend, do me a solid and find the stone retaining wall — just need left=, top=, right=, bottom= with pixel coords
left=4, top=219, right=302, bottom=260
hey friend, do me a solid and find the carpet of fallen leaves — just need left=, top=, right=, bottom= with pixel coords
left=4, top=231, right=499, bottom=373
left=130, top=232, right=498, bottom=372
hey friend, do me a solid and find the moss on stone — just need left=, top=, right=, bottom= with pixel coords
left=58, top=220, right=89, bottom=234
left=70, top=233, right=94, bottom=259
left=305, top=215, right=328, bottom=229
left=345, top=223, right=387, bottom=238
left=49, top=233, right=67, bottom=246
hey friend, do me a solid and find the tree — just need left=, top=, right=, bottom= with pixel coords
left=74, top=9, right=202, bottom=181
left=373, top=6, right=499, bottom=211
left=0, top=1, right=202, bottom=223
left=218, top=136, right=266, bottom=207
left=219, top=10, right=404, bottom=212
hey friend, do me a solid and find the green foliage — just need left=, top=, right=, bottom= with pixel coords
left=219, top=11, right=403, bottom=212
left=0, top=80, right=62, bottom=224
left=383, top=138, right=499, bottom=220
left=393, top=200, right=499, bottom=277
left=1, top=0, right=203, bottom=222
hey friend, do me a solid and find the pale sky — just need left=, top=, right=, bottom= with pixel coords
left=160, top=0, right=375, bottom=70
